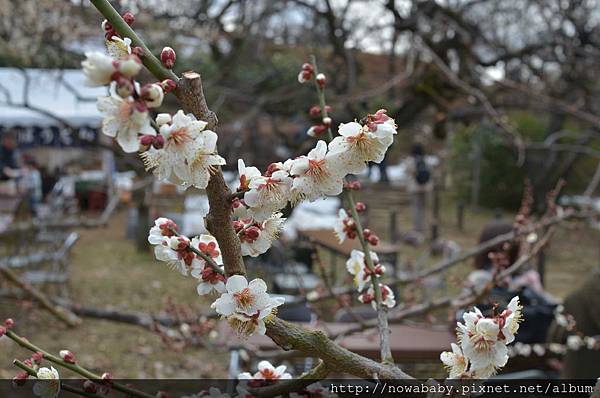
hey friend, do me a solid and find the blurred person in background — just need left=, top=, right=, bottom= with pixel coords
left=0, top=132, right=19, bottom=195
left=547, top=270, right=600, bottom=378
left=462, top=220, right=557, bottom=343
left=405, top=143, right=431, bottom=235
left=18, top=154, right=43, bottom=216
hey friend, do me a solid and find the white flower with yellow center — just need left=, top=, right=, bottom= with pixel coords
left=244, top=171, right=292, bottom=222
left=141, top=111, right=225, bottom=189
left=106, top=36, right=132, bottom=59
left=289, top=140, right=345, bottom=204
left=328, top=121, right=396, bottom=174
left=440, top=343, right=469, bottom=378
left=33, top=367, right=60, bottom=398
left=211, top=275, right=284, bottom=336
left=239, top=213, right=285, bottom=257
left=97, top=89, right=155, bottom=153
left=238, top=360, right=292, bottom=380
left=458, top=311, right=508, bottom=375
left=345, top=249, right=383, bottom=292
left=81, top=51, right=115, bottom=86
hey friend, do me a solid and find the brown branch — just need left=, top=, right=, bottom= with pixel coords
left=0, top=267, right=81, bottom=328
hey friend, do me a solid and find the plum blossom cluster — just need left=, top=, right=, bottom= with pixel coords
left=232, top=109, right=396, bottom=256
left=82, top=14, right=224, bottom=190
left=440, top=297, right=522, bottom=379
left=553, top=305, right=599, bottom=352
left=345, top=249, right=395, bottom=310
left=148, top=217, right=226, bottom=295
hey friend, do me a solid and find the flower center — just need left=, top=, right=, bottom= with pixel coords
left=307, top=158, right=328, bottom=181
left=168, top=128, right=192, bottom=146
left=118, top=101, right=134, bottom=122
left=234, top=288, right=254, bottom=309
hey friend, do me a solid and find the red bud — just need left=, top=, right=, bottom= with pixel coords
left=122, top=11, right=135, bottom=26
left=309, top=106, right=321, bottom=118
left=12, top=372, right=28, bottom=387
left=161, top=79, right=177, bottom=93
left=83, top=380, right=98, bottom=393
left=160, top=47, right=176, bottom=69
left=132, top=46, right=145, bottom=57
left=355, top=202, right=366, bottom=213
left=368, top=235, right=380, bottom=246
left=153, top=135, right=165, bottom=149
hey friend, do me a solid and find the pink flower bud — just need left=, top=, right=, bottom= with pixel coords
left=345, top=181, right=361, bottom=191
left=244, top=226, right=261, bottom=242
left=139, top=135, right=155, bottom=148
left=307, top=124, right=326, bottom=137
left=368, top=234, right=380, bottom=246
left=122, top=11, right=135, bottom=26
left=309, top=106, right=321, bottom=118
left=31, top=352, right=43, bottom=364
left=23, top=359, right=33, bottom=367
left=322, top=117, right=332, bottom=126
left=12, top=372, right=28, bottom=387
left=160, top=47, right=176, bottom=69
left=0, top=326, right=6, bottom=337
left=302, top=63, right=314, bottom=72
left=153, top=134, right=165, bottom=149
left=5, top=318, right=15, bottom=328
left=316, top=73, right=326, bottom=88
left=232, top=220, right=244, bottom=233
left=101, top=372, right=113, bottom=383
left=83, top=380, right=98, bottom=393
left=59, top=350, right=76, bottom=364
left=132, top=46, right=145, bottom=57
left=362, top=228, right=372, bottom=239
left=161, top=79, right=177, bottom=94
left=355, top=202, right=366, bottom=213
left=115, top=78, right=134, bottom=98
left=101, top=20, right=112, bottom=31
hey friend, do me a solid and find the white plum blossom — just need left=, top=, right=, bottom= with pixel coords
left=458, top=311, right=508, bottom=376
left=345, top=249, right=384, bottom=292
left=141, top=110, right=225, bottom=189
left=333, top=208, right=356, bottom=243
left=440, top=343, right=469, bottom=379
left=244, top=170, right=292, bottom=222
left=289, top=140, right=345, bottom=203
left=82, top=51, right=116, bottom=86
left=97, top=88, right=155, bottom=153
left=501, top=296, right=523, bottom=344
left=153, top=235, right=201, bottom=275
left=237, top=213, right=285, bottom=257
left=148, top=217, right=178, bottom=245
left=328, top=114, right=396, bottom=174
left=106, top=36, right=132, bottom=59
left=33, top=367, right=60, bottom=398
left=358, top=284, right=396, bottom=310
left=211, top=275, right=284, bottom=336
left=449, top=298, right=523, bottom=379
left=567, top=335, right=583, bottom=350
left=238, top=360, right=292, bottom=381
left=141, top=83, right=164, bottom=108
left=237, top=159, right=261, bottom=192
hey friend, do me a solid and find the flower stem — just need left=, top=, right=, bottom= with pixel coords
left=6, top=330, right=155, bottom=398
left=89, top=0, right=178, bottom=82
left=309, top=55, right=394, bottom=364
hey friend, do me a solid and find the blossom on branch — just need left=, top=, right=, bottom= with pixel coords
left=358, top=284, right=396, bottom=310
left=32, top=367, right=60, bottom=398
left=333, top=208, right=356, bottom=242
left=440, top=343, right=469, bottom=379
left=148, top=217, right=178, bottom=244
left=345, top=249, right=384, bottom=292
left=243, top=170, right=292, bottom=222
left=141, top=111, right=225, bottom=189
left=328, top=113, right=397, bottom=174
left=97, top=87, right=155, bottom=153
left=237, top=213, right=285, bottom=257
left=289, top=140, right=345, bottom=203
left=106, top=36, right=132, bottom=59
left=153, top=235, right=200, bottom=276
left=190, top=235, right=226, bottom=295
left=238, top=360, right=292, bottom=381
left=211, top=275, right=284, bottom=337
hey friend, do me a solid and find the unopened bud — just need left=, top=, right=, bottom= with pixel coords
left=368, top=234, right=380, bottom=246
left=355, top=202, right=366, bottom=213
left=83, top=380, right=97, bottom=393
left=156, top=113, right=172, bottom=126
left=115, top=78, right=134, bottom=98
left=105, top=30, right=117, bottom=40
left=316, top=73, right=326, bottom=88
left=12, top=372, right=28, bottom=387
left=122, top=11, right=135, bottom=26
left=141, top=83, right=164, bottom=108
left=309, top=106, right=321, bottom=118
left=160, top=47, right=176, bottom=69
left=245, top=226, right=261, bottom=241
left=118, top=56, right=142, bottom=78
left=0, top=326, right=6, bottom=337
left=153, top=134, right=165, bottom=149
left=362, top=228, right=372, bottom=239
left=161, top=79, right=177, bottom=94
left=31, top=352, right=43, bottom=364
left=59, top=350, right=76, bottom=364
left=346, top=180, right=361, bottom=191
left=322, top=117, right=332, bottom=126
left=139, top=135, right=155, bottom=148
left=5, top=318, right=15, bottom=328
left=132, top=46, right=144, bottom=57
left=101, top=20, right=112, bottom=32
left=232, top=220, right=244, bottom=233
left=101, top=372, right=113, bottom=383
left=302, top=63, right=314, bottom=72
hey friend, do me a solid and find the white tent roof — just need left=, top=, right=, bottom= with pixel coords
left=0, top=68, right=106, bottom=127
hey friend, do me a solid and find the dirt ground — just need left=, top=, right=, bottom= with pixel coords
left=0, top=197, right=598, bottom=378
